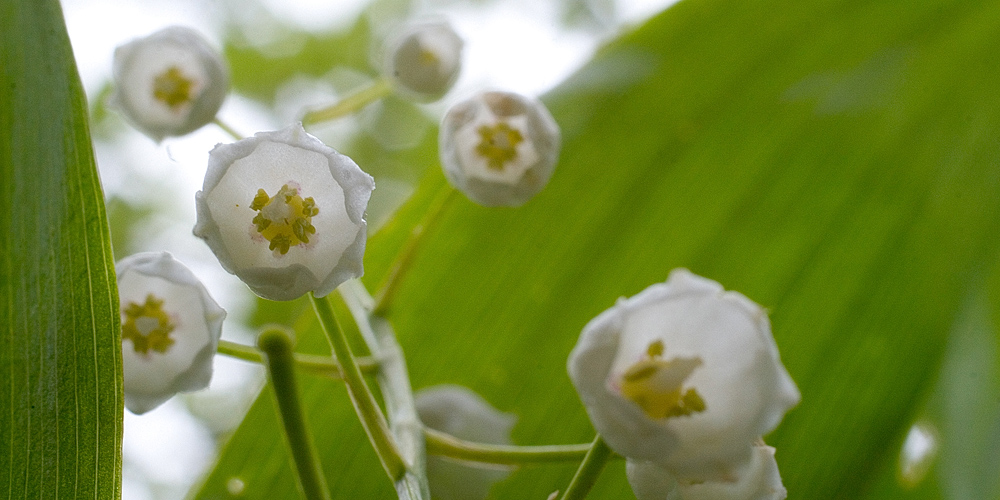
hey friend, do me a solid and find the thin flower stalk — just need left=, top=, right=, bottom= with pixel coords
left=310, top=292, right=407, bottom=482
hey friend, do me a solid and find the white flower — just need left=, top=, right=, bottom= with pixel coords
left=116, top=252, right=226, bottom=414
left=439, top=91, right=560, bottom=207
left=567, top=269, right=799, bottom=482
left=193, top=123, right=374, bottom=301
left=627, top=444, right=787, bottom=500
left=385, top=20, right=463, bottom=101
left=112, top=26, right=229, bottom=141
left=415, top=385, right=516, bottom=500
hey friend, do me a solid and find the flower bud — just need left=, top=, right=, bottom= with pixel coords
left=626, top=444, right=787, bottom=500
left=384, top=20, right=463, bottom=101
left=439, top=91, right=560, bottom=207
left=567, top=269, right=799, bottom=482
left=416, top=385, right=516, bottom=500
left=112, top=26, right=229, bottom=141
left=193, top=123, right=374, bottom=301
left=116, top=252, right=226, bottom=414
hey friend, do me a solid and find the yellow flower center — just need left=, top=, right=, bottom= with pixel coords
left=153, top=66, right=195, bottom=109
left=475, top=121, right=524, bottom=171
left=122, top=294, right=176, bottom=355
left=620, top=340, right=706, bottom=419
left=250, top=184, right=319, bottom=255
left=419, top=47, right=440, bottom=65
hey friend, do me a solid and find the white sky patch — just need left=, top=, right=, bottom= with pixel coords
left=899, top=421, right=939, bottom=488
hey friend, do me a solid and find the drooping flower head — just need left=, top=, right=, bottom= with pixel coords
left=385, top=19, right=463, bottom=101
left=567, top=269, right=799, bottom=483
left=194, top=123, right=374, bottom=301
left=415, top=385, right=516, bottom=500
left=439, top=91, right=560, bottom=207
left=116, top=252, right=226, bottom=414
left=112, top=26, right=229, bottom=141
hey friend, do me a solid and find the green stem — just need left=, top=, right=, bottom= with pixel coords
left=340, top=280, right=430, bottom=499
left=558, top=435, right=613, bottom=500
left=423, top=428, right=594, bottom=465
left=216, top=339, right=380, bottom=379
left=310, top=292, right=407, bottom=481
left=257, top=328, right=332, bottom=500
left=373, top=185, right=457, bottom=315
left=302, top=77, right=394, bottom=125
left=212, top=117, right=245, bottom=141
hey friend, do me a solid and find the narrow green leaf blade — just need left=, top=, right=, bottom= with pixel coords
left=0, top=0, right=123, bottom=498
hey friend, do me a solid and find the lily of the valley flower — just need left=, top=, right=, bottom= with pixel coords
left=385, top=20, right=463, bottom=101
left=415, top=385, right=516, bottom=500
left=567, top=269, right=799, bottom=487
left=194, top=123, right=374, bottom=301
left=439, top=91, right=560, bottom=207
left=117, top=252, right=226, bottom=414
left=112, top=26, right=229, bottom=141
left=627, top=444, right=787, bottom=500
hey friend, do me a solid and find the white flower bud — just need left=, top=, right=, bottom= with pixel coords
left=415, top=385, right=516, bottom=500
left=439, top=91, right=560, bottom=207
left=567, top=269, right=799, bottom=482
left=194, top=123, right=374, bottom=301
left=112, top=26, right=229, bottom=141
left=627, top=444, right=787, bottom=500
left=385, top=20, right=463, bottom=101
left=116, top=252, right=226, bottom=414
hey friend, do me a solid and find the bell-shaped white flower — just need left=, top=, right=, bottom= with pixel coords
left=627, top=444, right=787, bottom=500
left=416, top=385, right=516, bottom=500
left=439, top=91, right=560, bottom=207
left=116, top=251, right=226, bottom=414
left=385, top=20, right=463, bottom=101
left=194, top=123, right=374, bottom=301
left=112, top=26, right=229, bottom=141
left=567, top=269, right=799, bottom=482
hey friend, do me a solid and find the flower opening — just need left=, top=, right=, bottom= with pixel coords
left=152, top=66, right=197, bottom=109
left=385, top=20, right=463, bottom=101
left=117, top=252, right=226, bottom=414
left=619, top=340, right=706, bottom=420
left=440, top=91, right=560, bottom=207
left=112, top=26, right=229, bottom=141
left=122, top=293, right=177, bottom=355
left=567, top=269, right=800, bottom=483
left=250, top=183, right=320, bottom=255
left=194, top=123, right=374, bottom=301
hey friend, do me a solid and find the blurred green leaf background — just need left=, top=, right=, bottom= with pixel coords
left=37, top=0, right=1000, bottom=497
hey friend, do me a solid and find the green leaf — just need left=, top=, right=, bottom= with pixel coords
left=197, top=0, right=1000, bottom=497
left=0, top=0, right=122, bottom=498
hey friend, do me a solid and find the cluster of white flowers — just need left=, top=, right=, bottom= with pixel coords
left=568, top=269, right=800, bottom=499
left=110, top=19, right=799, bottom=500
left=98, top=18, right=807, bottom=500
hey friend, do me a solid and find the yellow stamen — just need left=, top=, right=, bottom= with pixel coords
left=122, top=294, right=176, bottom=355
left=153, top=66, right=195, bottom=109
left=620, top=340, right=705, bottom=419
left=250, top=184, right=319, bottom=255
left=475, top=121, right=524, bottom=171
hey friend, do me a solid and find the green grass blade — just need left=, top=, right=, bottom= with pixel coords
left=0, top=0, right=123, bottom=498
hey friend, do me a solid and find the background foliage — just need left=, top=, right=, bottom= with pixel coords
left=197, top=0, right=1000, bottom=498
left=4, top=0, right=1000, bottom=498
